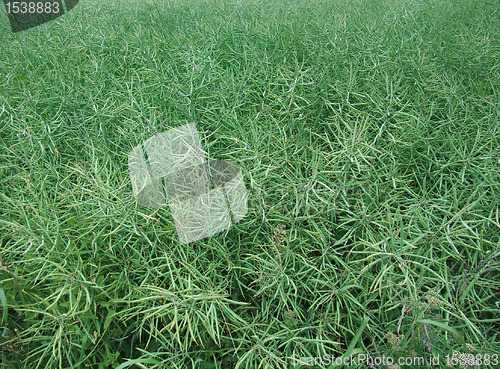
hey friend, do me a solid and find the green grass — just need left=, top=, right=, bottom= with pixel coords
left=1, top=0, right=499, bottom=367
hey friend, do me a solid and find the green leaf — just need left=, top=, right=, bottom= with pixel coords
left=104, top=309, right=116, bottom=330
left=416, top=319, right=465, bottom=344
left=329, top=316, right=370, bottom=369
left=0, top=287, right=7, bottom=325
left=115, top=358, right=163, bottom=369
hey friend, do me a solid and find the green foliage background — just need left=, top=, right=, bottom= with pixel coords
left=1, top=0, right=499, bottom=367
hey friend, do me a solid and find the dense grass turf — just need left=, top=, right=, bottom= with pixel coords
left=1, top=0, right=500, bottom=367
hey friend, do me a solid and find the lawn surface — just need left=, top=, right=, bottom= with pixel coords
left=1, top=0, right=500, bottom=367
